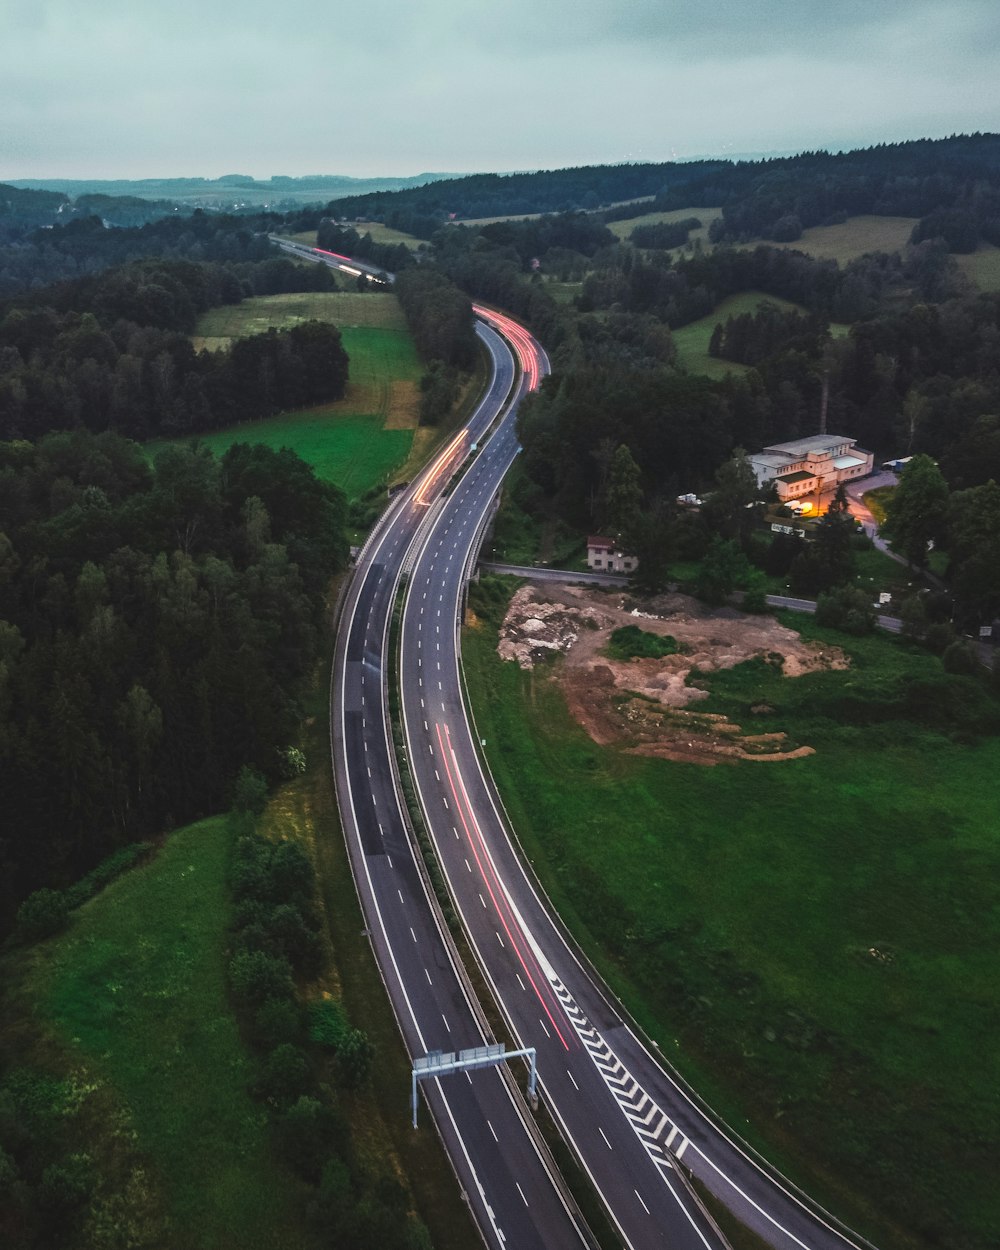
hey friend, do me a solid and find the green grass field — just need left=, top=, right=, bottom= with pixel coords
left=672, top=290, right=852, bottom=378
left=463, top=588, right=1000, bottom=1250
left=33, top=817, right=309, bottom=1250
left=955, top=243, right=1000, bottom=292
left=748, top=215, right=918, bottom=264
left=151, top=293, right=425, bottom=500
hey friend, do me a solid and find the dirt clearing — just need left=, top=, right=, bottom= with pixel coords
left=495, top=583, right=848, bottom=765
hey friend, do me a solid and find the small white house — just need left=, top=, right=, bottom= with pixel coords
left=587, top=536, right=637, bottom=574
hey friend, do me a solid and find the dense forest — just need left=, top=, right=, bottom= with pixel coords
left=0, top=256, right=347, bottom=440
left=0, top=432, right=348, bottom=928
left=0, top=209, right=342, bottom=297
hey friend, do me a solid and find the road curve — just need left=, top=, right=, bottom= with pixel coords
left=330, top=320, right=590, bottom=1250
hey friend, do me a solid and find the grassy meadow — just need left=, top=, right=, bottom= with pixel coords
left=463, top=582, right=1000, bottom=1250
left=2, top=815, right=312, bottom=1250
left=751, top=214, right=918, bottom=264
left=152, top=292, right=425, bottom=500
left=955, top=243, right=1000, bottom=292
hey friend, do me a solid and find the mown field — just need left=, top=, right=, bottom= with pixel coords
left=749, top=214, right=918, bottom=264
left=463, top=584, right=1000, bottom=1250
left=153, top=292, right=424, bottom=500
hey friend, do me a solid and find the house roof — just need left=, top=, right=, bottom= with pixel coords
left=777, top=470, right=815, bottom=484
left=588, top=535, right=613, bottom=549
left=762, top=434, right=854, bottom=457
left=833, top=455, right=866, bottom=469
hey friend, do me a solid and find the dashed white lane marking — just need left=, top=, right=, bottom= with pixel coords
left=599, top=1127, right=613, bottom=1150
left=516, top=972, right=526, bottom=991
left=515, top=1183, right=529, bottom=1208
left=488, top=1120, right=498, bottom=1143
left=567, top=1069, right=579, bottom=1091
left=495, top=930, right=504, bottom=948
left=386, top=855, right=392, bottom=868
left=479, top=893, right=486, bottom=908
left=441, top=1014, right=451, bottom=1034
left=410, top=927, right=417, bottom=942
left=538, top=1018, right=550, bottom=1039
left=635, top=1190, right=650, bottom=1215
left=397, top=889, right=404, bottom=904
left=465, top=858, right=472, bottom=872
left=424, top=968, right=432, bottom=986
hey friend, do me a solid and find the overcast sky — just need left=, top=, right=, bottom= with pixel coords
left=2, top=0, right=998, bottom=180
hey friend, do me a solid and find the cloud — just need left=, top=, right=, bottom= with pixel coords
left=1, top=0, right=998, bottom=178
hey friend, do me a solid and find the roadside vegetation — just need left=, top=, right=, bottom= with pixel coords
left=0, top=656, right=477, bottom=1250
left=463, top=576, right=1000, bottom=1250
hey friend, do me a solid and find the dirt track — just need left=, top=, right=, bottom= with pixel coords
left=496, top=584, right=848, bottom=765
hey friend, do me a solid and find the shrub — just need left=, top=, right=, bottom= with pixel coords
left=15, top=889, right=69, bottom=943
left=268, top=841, right=315, bottom=905
left=606, top=624, right=680, bottom=660
left=257, top=1044, right=310, bottom=1105
left=64, top=842, right=152, bottom=909
left=924, top=621, right=956, bottom=654
left=338, top=1029, right=375, bottom=1090
left=232, top=764, right=268, bottom=816
left=942, top=640, right=980, bottom=676
left=274, top=1095, right=345, bottom=1181
left=309, top=999, right=349, bottom=1050
left=255, top=996, right=303, bottom=1047
left=815, top=586, right=877, bottom=635
left=228, top=950, right=294, bottom=1008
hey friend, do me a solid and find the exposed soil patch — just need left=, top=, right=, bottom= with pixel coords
left=497, top=583, right=849, bottom=764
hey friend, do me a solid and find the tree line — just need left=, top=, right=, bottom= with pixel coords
left=0, top=432, right=348, bottom=929
left=0, top=210, right=339, bottom=298
left=0, top=259, right=348, bottom=441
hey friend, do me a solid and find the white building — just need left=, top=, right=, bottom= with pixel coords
left=750, top=435, right=873, bottom=508
left=587, top=536, right=637, bottom=574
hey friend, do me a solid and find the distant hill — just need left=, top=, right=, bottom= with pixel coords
left=7, top=172, right=463, bottom=210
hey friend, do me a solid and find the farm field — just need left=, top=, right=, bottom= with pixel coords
left=155, top=292, right=423, bottom=500
left=463, top=583, right=1000, bottom=1250
left=955, top=242, right=1000, bottom=291
left=751, top=214, right=918, bottom=264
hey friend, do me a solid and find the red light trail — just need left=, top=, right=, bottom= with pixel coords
left=436, top=722, right=572, bottom=1051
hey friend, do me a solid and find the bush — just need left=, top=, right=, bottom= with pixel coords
left=338, top=1029, right=375, bottom=1090
left=606, top=624, right=680, bottom=660
left=257, top=1044, right=310, bottom=1105
left=924, top=621, right=956, bottom=654
left=232, top=764, right=268, bottom=816
left=64, top=842, right=152, bottom=910
left=15, top=889, right=69, bottom=943
left=228, top=950, right=294, bottom=1008
left=268, top=841, right=315, bottom=905
left=274, top=1095, right=345, bottom=1181
left=942, top=640, right=980, bottom=676
left=309, top=999, right=349, bottom=1050
left=255, top=996, right=303, bottom=1047
left=815, top=586, right=877, bottom=635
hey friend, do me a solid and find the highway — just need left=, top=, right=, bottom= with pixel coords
left=331, top=320, right=591, bottom=1250
left=305, top=230, right=874, bottom=1249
